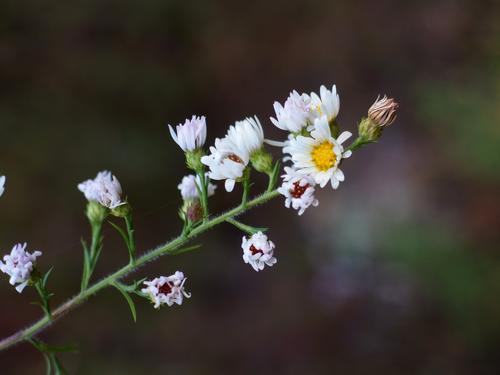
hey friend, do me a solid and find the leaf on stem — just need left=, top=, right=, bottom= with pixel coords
left=112, top=282, right=138, bottom=322
left=170, top=244, right=202, bottom=255
left=268, top=160, right=281, bottom=191
left=29, top=338, right=73, bottom=375
left=108, top=220, right=131, bottom=252
left=226, top=218, right=267, bottom=235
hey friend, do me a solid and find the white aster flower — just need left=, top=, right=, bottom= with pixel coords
left=0, top=243, right=42, bottom=293
left=168, top=115, right=207, bottom=152
left=141, top=271, right=191, bottom=309
left=226, top=116, right=264, bottom=157
left=241, top=232, right=277, bottom=272
left=0, top=175, right=5, bottom=197
left=284, top=115, right=352, bottom=189
left=278, top=167, right=319, bottom=215
left=201, top=116, right=264, bottom=192
left=309, top=84, right=340, bottom=124
left=78, top=171, right=125, bottom=209
left=270, top=90, right=312, bottom=133
left=177, top=174, right=216, bottom=200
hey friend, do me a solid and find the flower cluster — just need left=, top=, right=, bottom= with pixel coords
left=0, top=243, right=42, bottom=293
left=242, top=232, right=277, bottom=272
left=268, top=85, right=350, bottom=215
left=141, top=271, right=191, bottom=309
left=201, top=116, right=266, bottom=192
left=270, top=84, right=340, bottom=133
left=78, top=171, right=125, bottom=210
left=277, top=167, right=319, bottom=215
left=0, top=79, right=399, bottom=364
left=168, top=115, right=207, bottom=152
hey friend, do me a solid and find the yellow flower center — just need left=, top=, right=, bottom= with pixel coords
left=311, top=141, right=336, bottom=171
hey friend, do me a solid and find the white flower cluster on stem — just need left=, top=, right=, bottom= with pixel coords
left=201, top=116, right=264, bottom=192
left=0, top=243, right=42, bottom=293
left=141, top=271, right=191, bottom=308
left=78, top=170, right=125, bottom=209
left=0, top=81, right=397, bottom=357
left=268, top=84, right=352, bottom=215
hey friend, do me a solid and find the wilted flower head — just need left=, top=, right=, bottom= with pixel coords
left=168, top=115, right=207, bottom=152
left=270, top=90, right=312, bottom=133
left=177, top=174, right=216, bottom=201
left=241, top=232, right=277, bottom=272
left=278, top=167, right=319, bottom=215
left=0, top=175, right=5, bottom=197
left=368, top=95, right=398, bottom=127
left=0, top=243, right=42, bottom=293
left=141, top=271, right=191, bottom=309
left=78, top=171, right=125, bottom=209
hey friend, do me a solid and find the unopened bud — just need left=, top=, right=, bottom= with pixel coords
left=86, top=201, right=108, bottom=224
left=368, top=95, right=398, bottom=128
left=111, top=202, right=131, bottom=218
left=179, top=199, right=203, bottom=223
left=250, top=148, right=273, bottom=175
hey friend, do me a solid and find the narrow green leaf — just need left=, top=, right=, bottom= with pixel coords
left=170, top=244, right=202, bottom=255
left=42, top=268, right=53, bottom=288
left=268, top=160, right=281, bottom=191
left=226, top=218, right=267, bottom=235
left=109, top=220, right=132, bottom=252
left=112, top=283, right=137, bottom=322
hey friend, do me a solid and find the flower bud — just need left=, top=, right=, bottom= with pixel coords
left=250, top=148, right=273, bottom=175
left=179, top=199, right=203, bottom=223
left=368, top=95, right=398, bottom=128
left=111, top=202, right=131, bottom=218
left=358, top=95, right=399, bottom=142
left=86, top=201, right=108, bottom=224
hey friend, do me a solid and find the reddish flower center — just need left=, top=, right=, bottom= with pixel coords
left=249, top=245, right=263, bottom=255
left=158, top=282, right=172, bottom=295
left=228, top=154, right=243, bottom=164
left=290, top=181, right=309, bottom=198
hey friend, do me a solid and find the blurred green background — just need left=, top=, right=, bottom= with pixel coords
left=1, top=0, right=500, bottom=373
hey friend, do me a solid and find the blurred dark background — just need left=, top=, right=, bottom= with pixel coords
left=1, top=0, right=500, bottom=373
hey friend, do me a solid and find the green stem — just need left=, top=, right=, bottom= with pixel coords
left=34, top=280, right=51, bottom=319
left=241, top=169, right=251, bottom=208
left=0, top=189, right=280, bottom=352
left=125, top=214, right=136, bottom=263
left=80, top=221, right=103, bottom=291
left=225, top=218, right=267, bottom=235
left=346, top=136, right=373, bottom=152
left=195, top=170, right=209, bottom=221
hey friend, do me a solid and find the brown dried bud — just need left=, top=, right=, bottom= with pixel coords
left=368, top=95, right=398, bottom=127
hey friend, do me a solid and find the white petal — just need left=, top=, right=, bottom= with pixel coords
left=336, top=131, right=352, bottom=145
left=225, top=179, right=236, bottom=192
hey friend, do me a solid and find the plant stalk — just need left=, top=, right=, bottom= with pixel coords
left=0, top=189, right=279, bottom=352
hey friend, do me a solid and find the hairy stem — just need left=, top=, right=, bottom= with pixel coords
left=0, top=189, right=280, bottom=352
